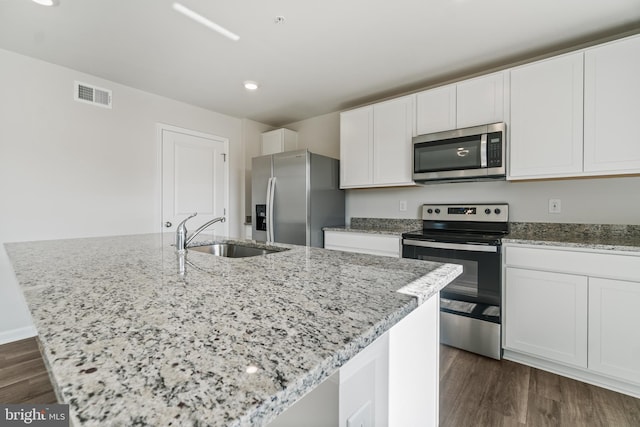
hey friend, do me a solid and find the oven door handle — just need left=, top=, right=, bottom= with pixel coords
left=403, top=239, right=498, bottom=253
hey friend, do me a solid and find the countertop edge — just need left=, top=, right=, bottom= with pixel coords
left=323, top=227, right=405, bottom=237
left=503, top=238, right=640, bottom=254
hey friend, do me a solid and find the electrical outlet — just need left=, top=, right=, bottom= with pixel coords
left=549, top=198, right=561, bottom=214
left=399, top=200, right=407, bottom=212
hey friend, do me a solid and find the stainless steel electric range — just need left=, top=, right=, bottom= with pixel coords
left=402, top=203, right=509, bottom=359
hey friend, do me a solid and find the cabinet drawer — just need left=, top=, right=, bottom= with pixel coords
left=505, top=245, right=640, bottom=282
left=324, top=231, right=400, bottom=258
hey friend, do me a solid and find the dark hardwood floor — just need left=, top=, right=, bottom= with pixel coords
left=440, top=344, right=640, bottom=426
left=0, top=337, right=56, bottom=404
left=2, top=338, right=639, bottom=426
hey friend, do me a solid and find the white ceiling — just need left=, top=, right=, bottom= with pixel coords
left=1, top=0, right=639, bottom=126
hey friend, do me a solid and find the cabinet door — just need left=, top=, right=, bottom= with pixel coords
left=261, top=129, right=284, bottom=155
left=584, top=35, right=640, bottom=174
left=509, top=53, right=584, bottom=179
left=416, top=84, right=456, bottom=135
left=373, top=95, right=415, bottom=186
left=505, top=267, right=588, bottom=367
left=589, top=277, right=640, bottom=384
left=340, top=107, right=373, bottom=188
left=456, top=72, right=506, bottom=129
left=339, top=332, right=389, bottom=427
left=262, top=129, right=298, bottom=155
left=324, top=231, right=400, bottom=258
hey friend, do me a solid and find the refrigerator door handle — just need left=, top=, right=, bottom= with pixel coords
left=268, top=177, right=276, bottom=243
left=265, top=177, right=272, bottom=242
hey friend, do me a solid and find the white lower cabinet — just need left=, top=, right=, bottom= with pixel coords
left=505, top=267, right=588, bottom=367
left=324, top=230, right=400, bottom=258
left=588, top=277, right=640, bottom=384
left=503, top=244, right=640, bottom=398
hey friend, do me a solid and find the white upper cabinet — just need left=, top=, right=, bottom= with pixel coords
left=416, top=71, right=507, bottom=135
left=340, top=106, right=373, bottom=187
left=415, top=84, right=456, bottom=135
left=509, top=52, right=584, bottom=179
left=373, top=96, right=415, bottom=186
left=261, top=128, right=298, bottom=155
left=584, top=35, right=640, bottom=174
left=509, top=34, right=640, bottom=180
left=340, top=95, right=415, bottom=189
left=456, top=72, right=507, bottom=129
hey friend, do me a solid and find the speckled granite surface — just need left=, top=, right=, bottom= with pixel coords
left=4, top=233, right=461, bottom=427
left=505, top=222, right=640, bottom=252
left=323, top=217, right=422, bottom=237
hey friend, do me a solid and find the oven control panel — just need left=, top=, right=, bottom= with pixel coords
left=421, top=204, right=508, bottom=222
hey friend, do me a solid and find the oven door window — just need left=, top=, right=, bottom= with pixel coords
left=414, top=135, right=483, bottom=173
left=413, top=246, right=500, bottom=306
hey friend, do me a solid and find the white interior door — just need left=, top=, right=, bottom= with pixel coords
left=162, top=128, right=228, bottom=238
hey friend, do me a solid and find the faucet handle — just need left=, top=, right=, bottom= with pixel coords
left=177, top=212, right=198, bottom=230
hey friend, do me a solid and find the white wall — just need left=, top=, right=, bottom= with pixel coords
left=345, top=178, right=640, bottom=225
left=0, top=49, right=244, bottom=343
left=286, top=112, right=341, bottom=160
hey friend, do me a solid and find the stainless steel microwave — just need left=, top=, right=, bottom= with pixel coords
left=412, top=122, right=506, bottom=183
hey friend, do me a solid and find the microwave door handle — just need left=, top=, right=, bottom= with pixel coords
left=480, top=133, right=488, bottom=167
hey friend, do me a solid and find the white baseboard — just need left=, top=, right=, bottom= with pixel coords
left=503, top=349, right=640, bottom=399
left=0, top=325, right=37, bottom=345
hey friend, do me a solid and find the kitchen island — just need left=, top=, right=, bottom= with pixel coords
left=4, top=233, right=461, bottom=426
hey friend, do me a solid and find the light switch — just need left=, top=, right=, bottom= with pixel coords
left=399, top=200, right=407, bottom=212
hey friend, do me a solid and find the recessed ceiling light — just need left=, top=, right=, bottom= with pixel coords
left=32, top=0, right=58, bottom=6
left=244, top=81, right=259, bottom=91
left=172, top=2, right=240, bottom=41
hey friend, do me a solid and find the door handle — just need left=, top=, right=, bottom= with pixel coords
left=164, top=221, right=172, bottom=228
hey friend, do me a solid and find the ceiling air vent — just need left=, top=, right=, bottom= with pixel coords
left=74, top=81, right=112, bottom=108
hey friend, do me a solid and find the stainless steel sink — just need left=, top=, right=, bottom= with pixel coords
left=188, top=242, right=287, bottom=258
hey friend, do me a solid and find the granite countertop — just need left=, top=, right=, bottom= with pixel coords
left=5, top=233, right=461, bottom=426
left=504, top=222, right=640, bottom=253
left=325, top=218, right=640, bottom=253
left=324, top=217, right=422, bottom=237
left=323, top=225, right=408, bottom=237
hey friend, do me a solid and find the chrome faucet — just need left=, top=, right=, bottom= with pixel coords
left=175, top=212, right=226, bottom=251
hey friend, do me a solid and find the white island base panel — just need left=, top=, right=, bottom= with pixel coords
left=271, top=295, right=440, bottom=427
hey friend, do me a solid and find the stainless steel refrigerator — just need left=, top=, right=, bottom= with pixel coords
left=251, top=149, right=344, bottom=247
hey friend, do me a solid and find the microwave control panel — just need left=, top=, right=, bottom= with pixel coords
left=487, top=132, right=502, bottom=167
